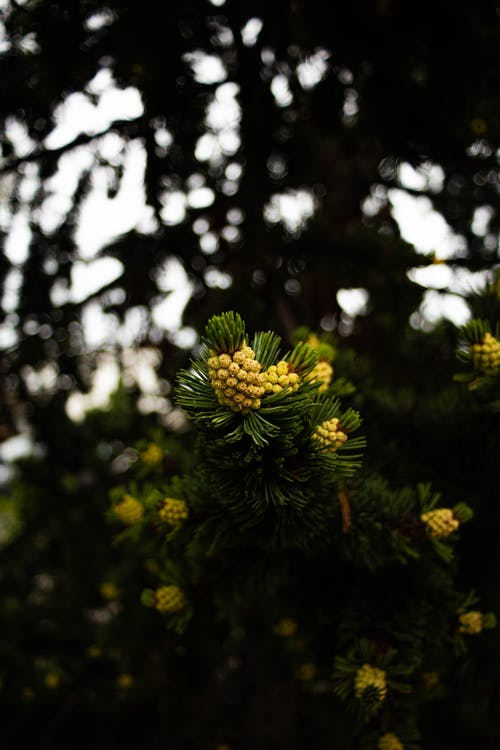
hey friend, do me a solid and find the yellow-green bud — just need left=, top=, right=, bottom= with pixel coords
left=308, top=360, right=334, bottom=392
left=208, top=346, right=265, bottom=413
left=116, top=673, right=134, bottom=689
left=273, top=618, right=298, bottom=636
left=113, top=495, right=144, bottom=525
left=158, top=497, right=189, bottom=527
left=421, top=508, right=459, bottom=538
left=99, top=581, right=119, bottom=600
left=263, top=361, right=300, bottom=394
left=44, top=673, right=61, bottom=689
left=470, top=332, right=500, bottom=376
left=154, top=584, right=186, bottom=613
left=140, top=442, right=163, bottom=465
left=378, top=733, right=404, bottom=750
left=458, top=610, right=483, bottom=635
left=312, top=418, right=347, bottom=451
left=354, top=664, right=387, bottom=702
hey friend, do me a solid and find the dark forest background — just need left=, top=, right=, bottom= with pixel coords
left=0, top=1, right=499, bottom=748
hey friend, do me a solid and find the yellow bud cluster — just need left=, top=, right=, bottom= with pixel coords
left=113, top=494, right=144, bottom=525
left=312, top=418, right=347, bottom=451
left=116, top=673, right=134, bottom=689
left=297, top=663, right=316, bottom=681
left=458, top=610, right=484, bottom=635
left=207, top=346, right=265, bottom=413
left=273, top=618, right=298, bottom=636
left=44, top=673, right=61, bottom=689
left=99, top=581, right=119, bottom=600
left=158, top=497, right=189, bottom=527
left=140, top=442, right=163, bottom=465
left=308, top=360, right=334, bottom=393
left=420, top=508, right=459, bottom=538
left=154, top=584, right=186, bottom=613
left=470, top=333, right=500, bottom=376
left=263, top=360, right=300, bottom=394
left=378, top=733, right=404, bottom=750
left=354, top=664, right=387, bottom=701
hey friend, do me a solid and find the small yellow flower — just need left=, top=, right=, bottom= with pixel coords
left=263, top=362, right=300, bottom=394
left=154, top=584, right=186, bottom=613
left=140, top=443, right=163, bottom=465
left=208, top=346, right=266, bottom=413
left=421, top=508, right=459, bottom=538
left=354, top=664, right=387, bottom=702
left=99, top=581, right=119, bottom=599
left=273, top=618, right=298, bottom=636
left=470, top=332, right=500, bottom=376
left=378, top=732, right=404, bottom=750
left=113, top=494, right=144, bottom=525
left=86, top=645, right=102, bottom=659
left=312, top=418, right=347, bottom=451
left=158, top=497, right=189, bottom=527
left=44, top=672, right=61, bottom=689
left=297, top=663, right=316, bottom=681
left=308, top=360, right=334, bottom=392
left=117, top=673, right=134, bottom=689
left=458, top=610, right=484, bottom=635
left=423, top=671, right=439, bottom=688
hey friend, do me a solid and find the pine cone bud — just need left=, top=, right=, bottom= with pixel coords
left=113, top=495, right=144, bottom=525
left=470, top=332, right=500, bottom=376
left=421, top=508, right=459, bottom=538
left=263, top=361, right=300, bottom=394
left=273, top=618, right=298, bottom=636
left=378, top=733, right=404, bottom=750
left=140, top=443, right=163, bottom=465
left=458, top=610, right=484, bottom=635
left=308, top=360, right=334, bottom=392
left=158, top=497, right=189, bottom=527
left=154, top=584, right=186, bottom=613
left=312, top=418, right=348, bottom=451
left=354, top=663, right=387, bottom=702
left=207, top=346, right=265, bottom=413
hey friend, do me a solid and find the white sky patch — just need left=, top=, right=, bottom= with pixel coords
left=398, top=161, right=445, bottom=193
left=297, top=49, right=330, bottom=90
left=69, top=257, right=124, bottom=304
left=85, top=9, right=115, bottom=31
left=471, top=205, right=494, bottom=236
left=271, top=75, right=293, bottom=107
left=264, top=189, right=316, bottom=234
left=196, top=82, right=241, bottom=165
left=81, top=302, right=120, bottom=348
left=160, top=190, right=187, bottom=225
left=4, top=209, right=31, bottom=264
left=337, top=288, right=369, bottom=316
left=5, top=116, right=36, bottom=157
left=389, top=188, right=467, bottom=258
left=241, top=18, right=263, bottom=47
left=66, top=353, right=121, bottom=421
left=184, top=51, right=227, bottom=85
left=416, top=289, right=470, bottom=327
left=187, top=186, right=215, bottom=209
left=75, top=139, right=149, bottom=258
left=45, top=72, right=143, bottom=151
left=0, top=434, right=33, bottom=463
left=1, top=269, right=22, bottom=314
left=0, top=320, right=17, bottom=350
left=152, top=258, right=194, bottom=331
left=39, top=146, right=95, bottom=234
